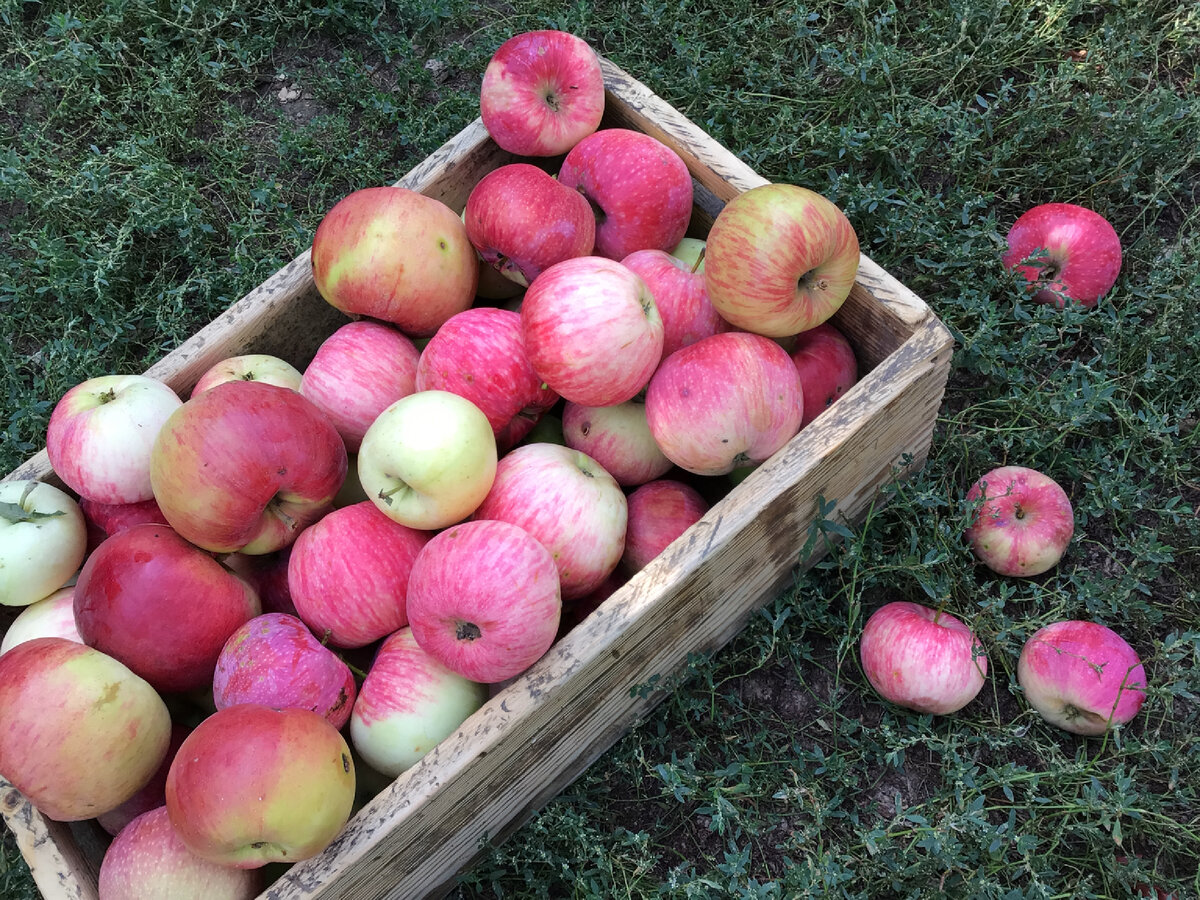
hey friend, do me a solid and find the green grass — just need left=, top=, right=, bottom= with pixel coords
left=3, top=0, right=1198, bottom=897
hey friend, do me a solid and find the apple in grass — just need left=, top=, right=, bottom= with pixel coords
left=191, top=354, right=303, bottom=396
left=165, top=704, right=355, bottom=867
left=479, top=29, right=605, bottom=157
left=704, top=183, right=860, bottom=337
left=0, top=479, right=87, bottom=607
left=644, top=331, right=804, bottom=476
left=621, top=479, right=710, bottom=574
left=150, top=380, right=347, bottom=555
left=357, top=390, right=498, bottom=531
left=562, top=398, right=673, bottom=487
left=350, top=627, right=488, bottom=777
left=1002, top=202, right=1122, bottom=308
left=965, top=465, right=1074, bottom=577
left=288, top=501, right=429, bottom=648
left=407, top=519, right=562, bottom=683
left=859, top=601, right=989, bottom=715
left=311, top=185, right=478, bottom=336
left=790, top=321, right=859, bottom=429
left=0, top=637, right=172, bottom=821
left=300, top=319, right=420, bottom=453
left=622, top=245, right=732, bottom=359
left=0, top=587, right=82, bottom=654
left=558, top=128, right=694, bottom=260
left=521, top=256, right=664, bottom=406
left=416, top=307, right=559, bottom=452
left=46, top=374, right=182, bottom=504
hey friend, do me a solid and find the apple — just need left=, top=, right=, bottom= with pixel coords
left=165, top=704, right=356, bottom=867
left=1017, top=620, right=1147, bottom=735
left=74, top=523, right=262, bottom=693
left=964, top=465, right=1074, bottom=577
left=521, top=255, right=664, bottom=406
left=622, top=246, right=732, bottom=358
left=0, top=586, right=82, bottom=654
left=0, top=637, right=172, bottom=821
left=311, top=185, right=478, bottom=335
left=0, top=479, right=87, bottom=607
left=416, top=307, right=559, bottom=452
left=222, top=545, right=297, bottom=616
left=45, top=374, right=183, bottom=504
left=350, top=627, right=488, bottom=777
left=621, top=479, right=710, bottom=574
left=704, top=183, right=860, bottom=337
left=474, top=442, right=627, bottom=600
left=300, top=319, right=421, bottom=453
left=79, top=495, right=167, bottom=539
left=558, top=128, right=694, bottom=260
left=288, top=501, right=429, bottom=648
left=859, top=601, right=989, bottom=715
left=1002, top=202, right=1122, bottom=308
left=150, top=380, right=348, bottom=554
left=191, top=354, right=303, bottom=396
left=407, top=519, right=561, bottom=683
left=213, top=613, right=357, bottom=729
left=520, top=410, right=565, bottom=447
left=97, top=722, right=191, bottom=836
left=479, top=29, right=605, bottom=157
left=789, top=321, right=859, bottom=429
left=644, top=331, right=804, bottom=476
left=99, top=806, right=262, bottom=900
left=357, top=389, right=498, bottom=531
left=561, top=399, right=673, bottom=487
left=464, top=163, right=596, bottom=287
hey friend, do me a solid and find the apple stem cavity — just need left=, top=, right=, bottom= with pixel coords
left=377, top=478, right=414, bottom=506
left=455, top=620, right=482, bottom=642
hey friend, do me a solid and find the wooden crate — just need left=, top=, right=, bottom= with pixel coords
left=1, top=58, right=953, bottom=899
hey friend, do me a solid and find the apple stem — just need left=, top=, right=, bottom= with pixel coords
left=377, top=479, right=412, bottom=504
left=691, top=246, right=706, bottom=274
left=97, top=388, right=117, bottom=404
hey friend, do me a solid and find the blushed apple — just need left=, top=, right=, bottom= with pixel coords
left=622, top=246, right=732, bottom=358
left=78, top=495, right=167, bottom=540
left=790, top=321, right=859, bottom=429
left=0, top=586, right=82, bottom=654
left=561, top=398, right=673, bottom=487
left=222, top=545, right=297, bottom=616
left=97, top=723, right=190, bottom=837
left=965, top=465, right=1074, bottom=577
left=621, top=479, right=710, bottom=574
left=191, top=354, right=303, bottom=396
left=0, top=479, right=87, bottom=607
left=1003, top=202, right=1122, bottom=308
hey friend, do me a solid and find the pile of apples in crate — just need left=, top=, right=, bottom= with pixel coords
left=0, top=26, right=1137, bottom=900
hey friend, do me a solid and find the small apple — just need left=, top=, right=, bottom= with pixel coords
left=859, top=601, right=989, bottom=715
left=1002, top=202, right=1122, bottom=308
left=561, top=398, right=673, bottom=487
left=0, top=479, right=87, bottom=607
left=965, top=465, right=1074, bottom=577
left=789, top=321, right=859, bottom=429
left=0, top=586, right=82, bottom=654
left=622, top=246, right=732, bottom=359
left=191, top=354, right=303, bottom=396
left=621, top=479, right=709, bottom=574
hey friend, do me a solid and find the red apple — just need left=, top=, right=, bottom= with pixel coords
left=0, top=479, right=87, bottom=608
left=644, top=331, right=804, bottom=476
left=789, top=321, right=859, bottom=429
left=97, top=723, right=190, bottom=837
left=621, top=479, right=710, bottom=574
left=965, top=465, right=1074, bottom=577
left=704, top=183, right=860, bottom=337
left=1017, top=620, right=1147, bottom=735
left=558, top=128, right=694, bottom=260
left=1002, top=202, right=1122, bottom=308
left=561, top=399, right=673, bottom=487
left=222, top=546, right=297, bottom=616
left=150, top=380, right=348, bottom=555
left=622, top=245, right=732, bottom=358
left=311, top=185, right=478, bottom=335
left=191, top=354, right=303, bottom=396
left=407, top=519, right=561, bottom=683
left=521, top=255, right=664, bottom=406
left=79, top=495, right=168, bottom=539
left=859, top=601, right=989, bottom=715
left=479, top=29, right=605, bottom=157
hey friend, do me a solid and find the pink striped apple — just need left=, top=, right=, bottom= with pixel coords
left=622, top=244, right=732, bottom=359
left=622, top=479, right=710, bottom=574
left=1003, top=202, right=1122, bottom=308
left=965, top=465, right=1074, bottom=577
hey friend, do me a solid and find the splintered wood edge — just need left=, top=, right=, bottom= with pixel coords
left=1, top=786, right=97, bottom=900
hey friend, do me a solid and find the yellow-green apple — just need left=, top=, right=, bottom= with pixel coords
left=300, top=319, right=420, bottom=453
left=288, top=501, right=429, bottom=648
left=0, top=587, right=82, bottom=654
left=311, top=185, right=478, bottom=336
left=464, top=163, right=596, bottom=287
left=644, top=331, right=804, bottom=476
left=1017, top=620, right=1147, bottom=735
left=407, top=519, right=561, bottom=683
left=558, top=128, right=693, bottom=260
left=0, top=479, right=87, bottom=607
left=97, top=722, right=190, bottom=836
left=622, top=245, right=732, bottom=358
left=357, top=390, right=498, bottom=531
left=859, top=601, right=988, bottom=715
left=521, top=256, right=664, bottom=406
left=473, top=443, right=627, bottom=600
left=561, top=398, right=672, bottom=487
left=621, top=479, right=709, bottom=574
left=191, top=354, right=303, bottom=396
left=350, top=626, right=487, bottom=776
left=165, top=704, right=355, bottom=867
left=98, top=806, right=262, bottom=900
left=46, top=374, right=183, bottom=504
left=965, top=465, right=1074, bottom=577
left=213, top=613, right=357, bottom=729
left=789, top=321, right=859, bottom=429
left=704, top=183, right=860, bottom=337
left=416, top=307, right=559, bottom=452
left=150, top=380, right=348, bottom=554
left=479, top=29, right=604, bottom=157
left=0, top=637, right=172, bottom=820
left=74, top=523, right=261, bottom=693
left=1002, top=202, right=1122, bottom=309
